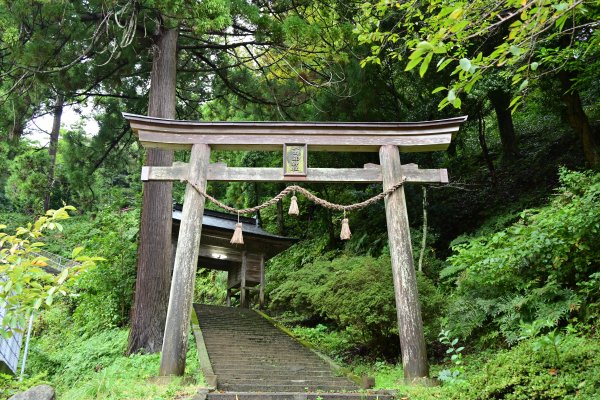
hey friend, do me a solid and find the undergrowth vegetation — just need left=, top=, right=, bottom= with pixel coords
left=25, top=321, right=201, bottom=400
left=267, top=168, right=600, bottom=398
left=444, top=168, right=600, bottom=344
left=0, top=206, right=203, bottom=400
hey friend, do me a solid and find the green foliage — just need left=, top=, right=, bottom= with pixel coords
left=270, top=254, right=446, bottom=356
left=437, top=329, right=465, bottom=384
left=0, top=372, right=49, bottom=399
left=43, top=207, right=139, bottom=334
left=0, top=206, right=99, bottom=336
left=348, top=334, right=600, bottom=399
left=458, top=336, right=600, bottom=400
left=356, top=0, right=600, bottom=110
left=291, top=324, right=353, bottom=359
left=194, top=269, right=227, bottom=305
left=26, top=326, right=201, bottom=399
left=443, top=169, right=600, bottom=343
left=5, top=150, right=50, bottom=214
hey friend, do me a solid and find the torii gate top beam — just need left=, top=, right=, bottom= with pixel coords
left=123, top=113, right=467, bottom=152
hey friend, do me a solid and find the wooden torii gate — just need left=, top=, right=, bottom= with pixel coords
left=124, top=113, right=467, bottom=382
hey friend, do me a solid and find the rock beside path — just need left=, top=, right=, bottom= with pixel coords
left=8, top=384, right=55, bottom=400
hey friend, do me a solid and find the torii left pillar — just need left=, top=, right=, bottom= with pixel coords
left=160, top=143, right=210, bottom=376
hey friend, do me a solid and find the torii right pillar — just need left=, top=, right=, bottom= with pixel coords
left=379, top=145, right=429, bottom=383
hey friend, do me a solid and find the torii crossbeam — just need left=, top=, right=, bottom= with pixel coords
left=124, top=113, right=467, bottom=383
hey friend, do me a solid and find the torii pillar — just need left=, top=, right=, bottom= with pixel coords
left=381, top=145, right=428, bottom=380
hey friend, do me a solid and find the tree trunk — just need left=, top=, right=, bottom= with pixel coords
left=417, top=187, right=427, bottom=273
left=7, top=95, right=32, bottom=158
left=127, top=26, right=178, bottom=355
left=558, top=71, right=600, bottom=167
left=488, top=89, right=519, bottom=160
left=478, top=116, right=497, bottom=184
left=276, top=198, right=285, bottom=235
left=44, top=93, right=64, bottom=211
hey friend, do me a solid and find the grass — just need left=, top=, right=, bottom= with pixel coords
left=58, top=348, right=202, bottom=400
left=21, top=325, right=205, bottom=400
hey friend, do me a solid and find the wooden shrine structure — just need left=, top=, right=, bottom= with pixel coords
left=124, top=113, right=467, bottom=382
left=172, top=206, right=296, bottom=308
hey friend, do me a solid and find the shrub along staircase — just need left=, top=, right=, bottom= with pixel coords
left=193, top=304, right=394, bottom=400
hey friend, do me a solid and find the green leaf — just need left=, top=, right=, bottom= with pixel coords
left=416, top=41, right=434, bottom=52
left=33, top=298, right=43, bottom=309
left=509, top=95, right=522, bottom=108
left=405, top=56, right=423, bottom=72
left=553, top=2, right=569, bottom=11
left=447, top=89, right=456, bottom=102
left=72, top=246, right=84, bottom=258
left=437, top=58, right=453, bottom=72
left=420, top=52, right=433, bottom=77
left=451, top=20, right=469, bottom=33
left=459, top=58, right=471, bottom=72
left=57, top=268, right=69, bottom=285
left=510, top=45, right=523, bottom=56
left=519, top=79, right=529, bottom=91
left=530, top=62, right=539, bottom=71
left=432, top=86, right=446, bottom=94
left=555, top=14, right=568, bottom=31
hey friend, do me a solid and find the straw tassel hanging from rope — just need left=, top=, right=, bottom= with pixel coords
left=230, top=213, right=244, bottom=244
left=340, top=211, right=351, bottom=240
left=288, top=192, right=299, bottom=216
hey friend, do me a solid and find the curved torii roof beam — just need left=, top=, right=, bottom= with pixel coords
left=123, top=113, right=467, bottom=152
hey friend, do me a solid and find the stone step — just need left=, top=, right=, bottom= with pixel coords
left=217, top=376, right=356, bottom=390
left=208, top=353, right=322, bottom=365
left=204, top=344, right=317, bottom=350
left=205, top=392, right=396, bottom=400
left=215, top=371, right=344, bottom=380
left=211, top=362, right=326, bottom=369
left=217, top=384, right=359, bottom=392
left=193, top=304, right=359, bottom=394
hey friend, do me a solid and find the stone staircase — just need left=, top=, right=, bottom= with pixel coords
left=193, top=304, right=394, bottom=400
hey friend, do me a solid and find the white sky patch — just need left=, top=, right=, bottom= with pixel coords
left=25, top=103, right=100, bottom=146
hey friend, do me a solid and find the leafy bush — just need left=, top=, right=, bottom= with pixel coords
left=0, top=207, right=98, bottom=334
left=442, top=169, right=600, bottom=343
left=270, top=254, right=446, bottom=357
left=42, top=208, right=139, bottom=333
left=457, top=336, right=600, bottom=399
left=291, top=324, right=354, bottom=359
left=194, top=268, right=227, bottom=305
left=27, top=327, right=201, bottom=399
left=5, top=150, right=50, bottom=213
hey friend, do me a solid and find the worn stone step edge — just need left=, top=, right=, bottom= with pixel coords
left=215, top=377, right=355, bottom=384
left=214, top=371, right=341, bottom=377
left=203, top=393, right=396, bottom=400
left=217, top=384, right=360, bottom=392
left=209, top=360, right=328, bottom=366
